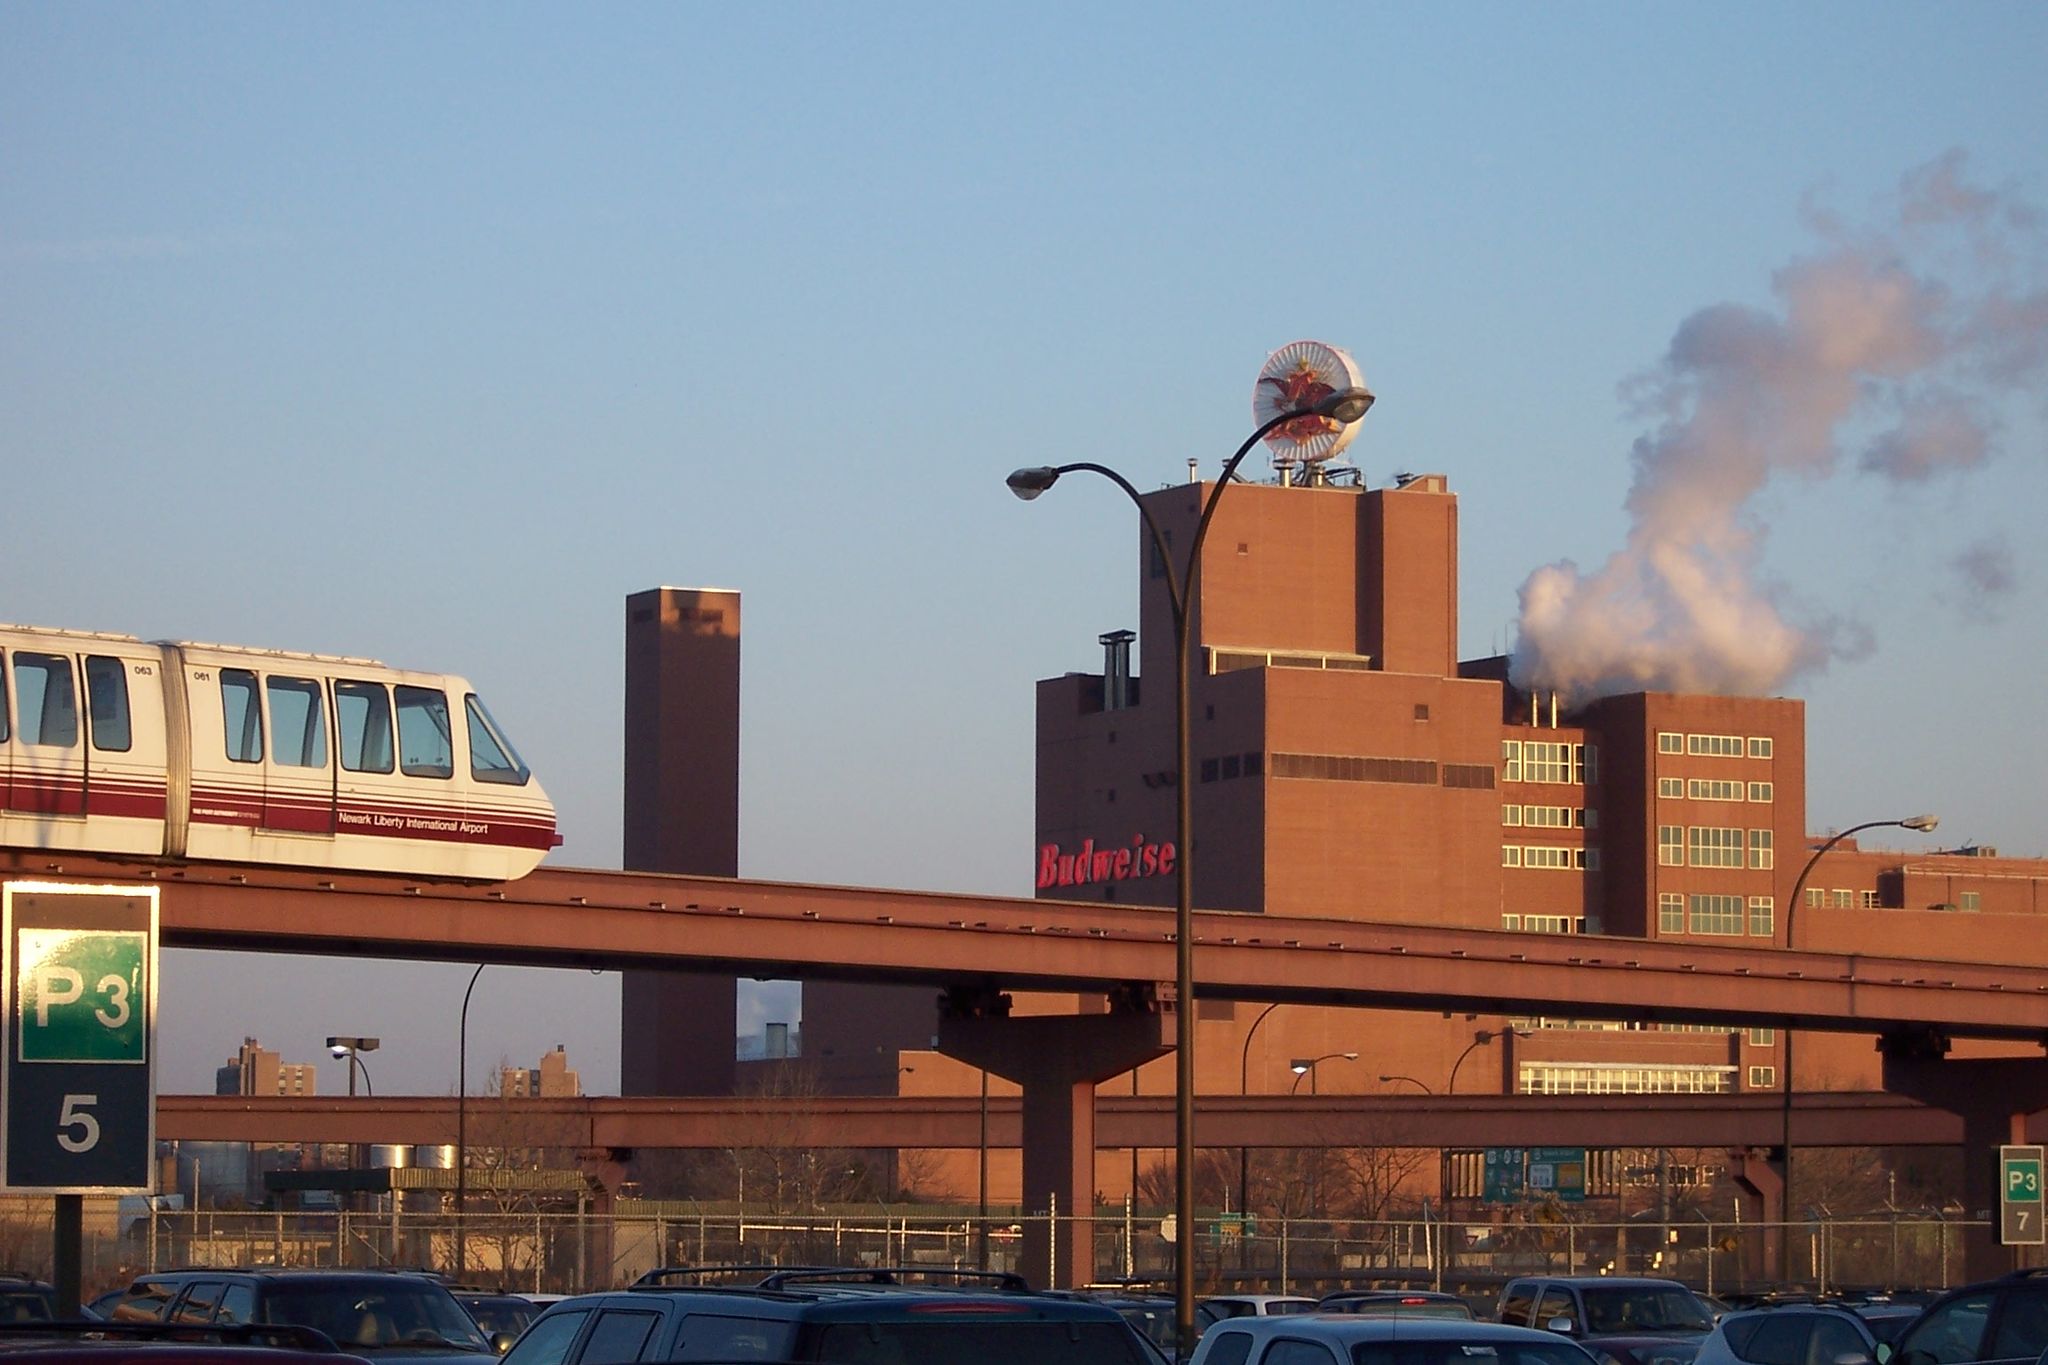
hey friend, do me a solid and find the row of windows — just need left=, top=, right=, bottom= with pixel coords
left=1504, top=804, right=1595, bottom=828
left=1501, top=740, right=1596, bottom=785
left=1270, top=752, right=1436, bottom=785
left=1198, top=752, right=1262, bottom=783
left=1658, top=732, right=1774, bottom=759
left=0, top=649, right=528, bottom=785
left=1499, top=914, right=1587, bottom=934
left=1804, top=888, right=1883, bottom=909
left=1, top=651, right=133, bottom=752
left=1658, top=893, right=1775, bottom=937
left=1519, top=1063, right=1736, bottom=1095
left=1503, top=845, right=1601, bottom=871
left=1656, top=777, right=1776, bottom=803
left=1510, top=1019, right=1777, bottom=1047
left=1658, top=826, right=1775, bottom=868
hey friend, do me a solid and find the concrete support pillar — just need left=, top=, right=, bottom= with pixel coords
left=1880, top=1035, right=2048, bottom=1283
left=938, top=1009, right=1171, bottom=1289
left=1729, top=1146, right=1785, bottom=1285
left=576, top=1147, right=632, bottom=1290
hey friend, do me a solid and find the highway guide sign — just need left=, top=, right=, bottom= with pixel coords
left=2, top=882, right=158, bottom=1192
left=2001, top=1144, right=2045, bottom=1246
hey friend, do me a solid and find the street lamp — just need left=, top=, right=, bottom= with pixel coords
left=1779, top=813, right=1938, bottom=1276
left=1289, top=1052, right=1359, bottom=1096
left=1379, top=1074, right=1432, bottom=1094
left=326, top=1036, right=379, bottom=1096
left=1237, top=1003, right=1284, bottom=1228
left=1008, top=382, right=1372, bottom=1342
left=1447, top=1027, right=1528, bottom=1094
left=455, top=965, right=486, bottom=1278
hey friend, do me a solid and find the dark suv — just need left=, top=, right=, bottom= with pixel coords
left=1497, top=1276, right=1715, bottom=1365
left=1893, top=1268, right=2048, bottom=1365
left=103, top=1268, right=494, bottom=1362
left=0, top=1272, right=56, bottom=1322
left=504, top=1266, right=1163, bottom=1365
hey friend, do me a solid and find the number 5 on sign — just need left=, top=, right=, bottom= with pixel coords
left=56, top=1096, right=99, bottom=1153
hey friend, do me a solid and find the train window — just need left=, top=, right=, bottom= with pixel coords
left=335, top=681, right=395, bottom=774
left=14, top=652, right=78, bottom=748
left=221, top=669, right=263, bottom=763
left=395, top=685, right=454, bottom=779
left=267, top=677, right=328, bottom=769
left=466, top=696, right=530, bottom=785
left=86, top=656, right=132, bottom=753
left=0, top=654, right=9, bottom=742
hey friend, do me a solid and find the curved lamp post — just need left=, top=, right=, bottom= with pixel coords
left=1778, top=813, right=1937, bottom=1274
left=1379, top=1074, right=1432, bottom=1094
left=326, top=1036, right=379, bottom=1096
left=1447, top=1027, right=1528, bottom=1095
left=1237, top=1002, right=1284, bottom=1223
left=455, top=964, right=486, bottom=1278
left=1007, top=383, right=1373, bottom=1343
left=1289, top=1051, right=1359, bottom=1096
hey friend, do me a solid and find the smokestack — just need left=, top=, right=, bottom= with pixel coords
left=1100, top=629, right=1136, bottom=711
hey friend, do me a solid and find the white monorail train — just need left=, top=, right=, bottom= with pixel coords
left=0, top=624, right=558, bottom=880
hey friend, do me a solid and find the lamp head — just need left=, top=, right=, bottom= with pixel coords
left=1290, top=1059, right=1312, bottom=1074
left=1006, top=467, right=1061, bottom=501
left=1341, top=1051, right=1359, bottom=1060
left=1312, top=386, right=1375, bottom=424
left=1901, top=813, right=1940, bottom=832
left=329, top=1043, right=350, bottom=1059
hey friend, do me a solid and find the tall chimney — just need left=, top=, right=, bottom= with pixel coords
left=1100, top=629, right=1136, bottom=711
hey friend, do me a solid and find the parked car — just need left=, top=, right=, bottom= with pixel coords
left=1196, top=1294, right=1320, bottom=1334
left=1850, top=1305, right=1926, bottom=1347
left=98, top=1269, right=494, bottom=1362
left=1495, top=1276, right=1715, bottom=1365
left=505, top=1265, right=1161, bottom=1365
left=1893, top=1268, right=2048, bottom=1365
left=0, top=1319, right=369, bottom=1364
left=1694, top=1305, right=1888, bottom=1365
left=1049, top=1286, right=1182, bottom=1355
left=0, top=1273, right=57, bottom=1323
left=1186, top=1311, right=1609, bottom=1365
left=1319, top=1289, right=1475, bottom=1319
left=447, top=1292, right=539, bottom=1353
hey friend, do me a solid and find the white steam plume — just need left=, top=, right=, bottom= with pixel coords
left=1511, top=151, right=2048, bottom=706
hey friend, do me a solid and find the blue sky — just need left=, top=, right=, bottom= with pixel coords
left=4, top=5, right=2044, bottom=1096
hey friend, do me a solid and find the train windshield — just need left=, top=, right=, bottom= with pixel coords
left=465, top=695, right=531, bottom=785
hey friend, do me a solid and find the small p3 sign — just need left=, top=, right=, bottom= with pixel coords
left=2000, top=1144, right=2045, bottom=1247
left=2, top=882, right=158, bottom=1193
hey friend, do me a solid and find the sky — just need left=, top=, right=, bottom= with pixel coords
left=3, top=4, right=2044, bottom=1098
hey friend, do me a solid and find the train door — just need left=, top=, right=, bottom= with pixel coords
left=260, top=671, right=335, bottom=834
left=8, top=648, right=85, bottom=816
left=80, top=650, right=172, bottom=852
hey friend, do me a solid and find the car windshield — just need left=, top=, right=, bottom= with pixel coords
left=1580, top=1288, right=1713, bottom=1335
left=1356, top=1343, right=1604, bottom=1365
left=260, top=1281, right=492, bottom=1353
left=808, top=1320, right=1154, bottom=1365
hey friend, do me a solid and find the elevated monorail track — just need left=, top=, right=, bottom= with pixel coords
left=9, top=851, right=2048, bottom=1041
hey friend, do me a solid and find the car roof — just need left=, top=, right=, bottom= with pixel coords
left=570, top=1285, right=1132, bottom=1323
left=1514, top=1278, right=1695, bottom=1290
left=1204, top=1317, right=1598, bottom=1344
left=1204, top=1295, right=1319, bottom=1306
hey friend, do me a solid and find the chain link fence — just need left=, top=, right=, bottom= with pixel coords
left=0, top=1196, right=1986, bottom=1301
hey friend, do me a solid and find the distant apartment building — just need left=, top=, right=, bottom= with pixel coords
left=215, top=1037, right=317, bottom=1097
left=501, top=1045, right=582, bottom=1098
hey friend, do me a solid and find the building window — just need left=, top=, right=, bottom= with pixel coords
left=1748, top=1065, right=1777, bottom=1088
left=1960, top=891, right=1981, bottom=911
left=1502, top=846, right=1522, bottom=867
left=1805, top=887, right=1825, bottom=908
left=1503, top=805, right=1523, bottom=827
left=1860, top=889, right=1880, bottom=908
left=1501, top=740, right=1521, bottom=782
left=1658, top=777, right=1683, bottom=799
left=1687, top=893, right=1744, bottom=935
left=1658, top=826, right=1684, bottom=866
left=1748, top=737, right=1774, bottom=759
left=1501, top=914, right=1522, bottom=930
left=1687, top=778, right=1744, bottom=801
left=1748, top=896, right=1774, bottom=937
left=1200, top=758, right=1219, bottom=783
left=1517, top=741, right=1573, bottom=783
left=1573, top=744, right=1596, bottom=784
left=1748, top=1027, right=1776, bottom=1047
left=1519, top=1062, right=1735, bottom=1095
left=1581, top=848, right=1601, bottom=872
left=1577, top=808, right=1598, bottom=829
left=1749, top=829, right=1774, bottom=869
left=1522, top=805, right=1573, bottom=828
left=1830, top=889, right=1854, bottom=908
left=1688, top=733, right=1743, bottom=757
left=1658, top=732, right=1683, bottom=755
left=1516, top=914, right=1582, bottom=935
left=1659, top=893, right=1684, bottom=934
left=1524, top=845, right=1575, bottom=870
left=1747, top=781, right=1774, bottom=803
left=1687, top=826, right=1744, bottom=868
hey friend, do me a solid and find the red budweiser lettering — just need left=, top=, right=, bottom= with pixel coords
left=1035, top=834, right=1176, bottom=889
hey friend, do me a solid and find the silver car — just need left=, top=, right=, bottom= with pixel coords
left=1693, top=1306, right=1888, bottom=1365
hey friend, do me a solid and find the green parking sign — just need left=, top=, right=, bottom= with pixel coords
left=2001, top=1145, right=2045, bottom=1246
left=17, top=930, right=147, bottom=1062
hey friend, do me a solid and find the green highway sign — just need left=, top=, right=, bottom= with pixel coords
left=3, top=883, right=158, bottom=1193
left=2001, top=1145, right=2045, bottom=1246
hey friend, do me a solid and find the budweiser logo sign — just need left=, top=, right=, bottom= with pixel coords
left=1036, top=835, right=1177, bottom=889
